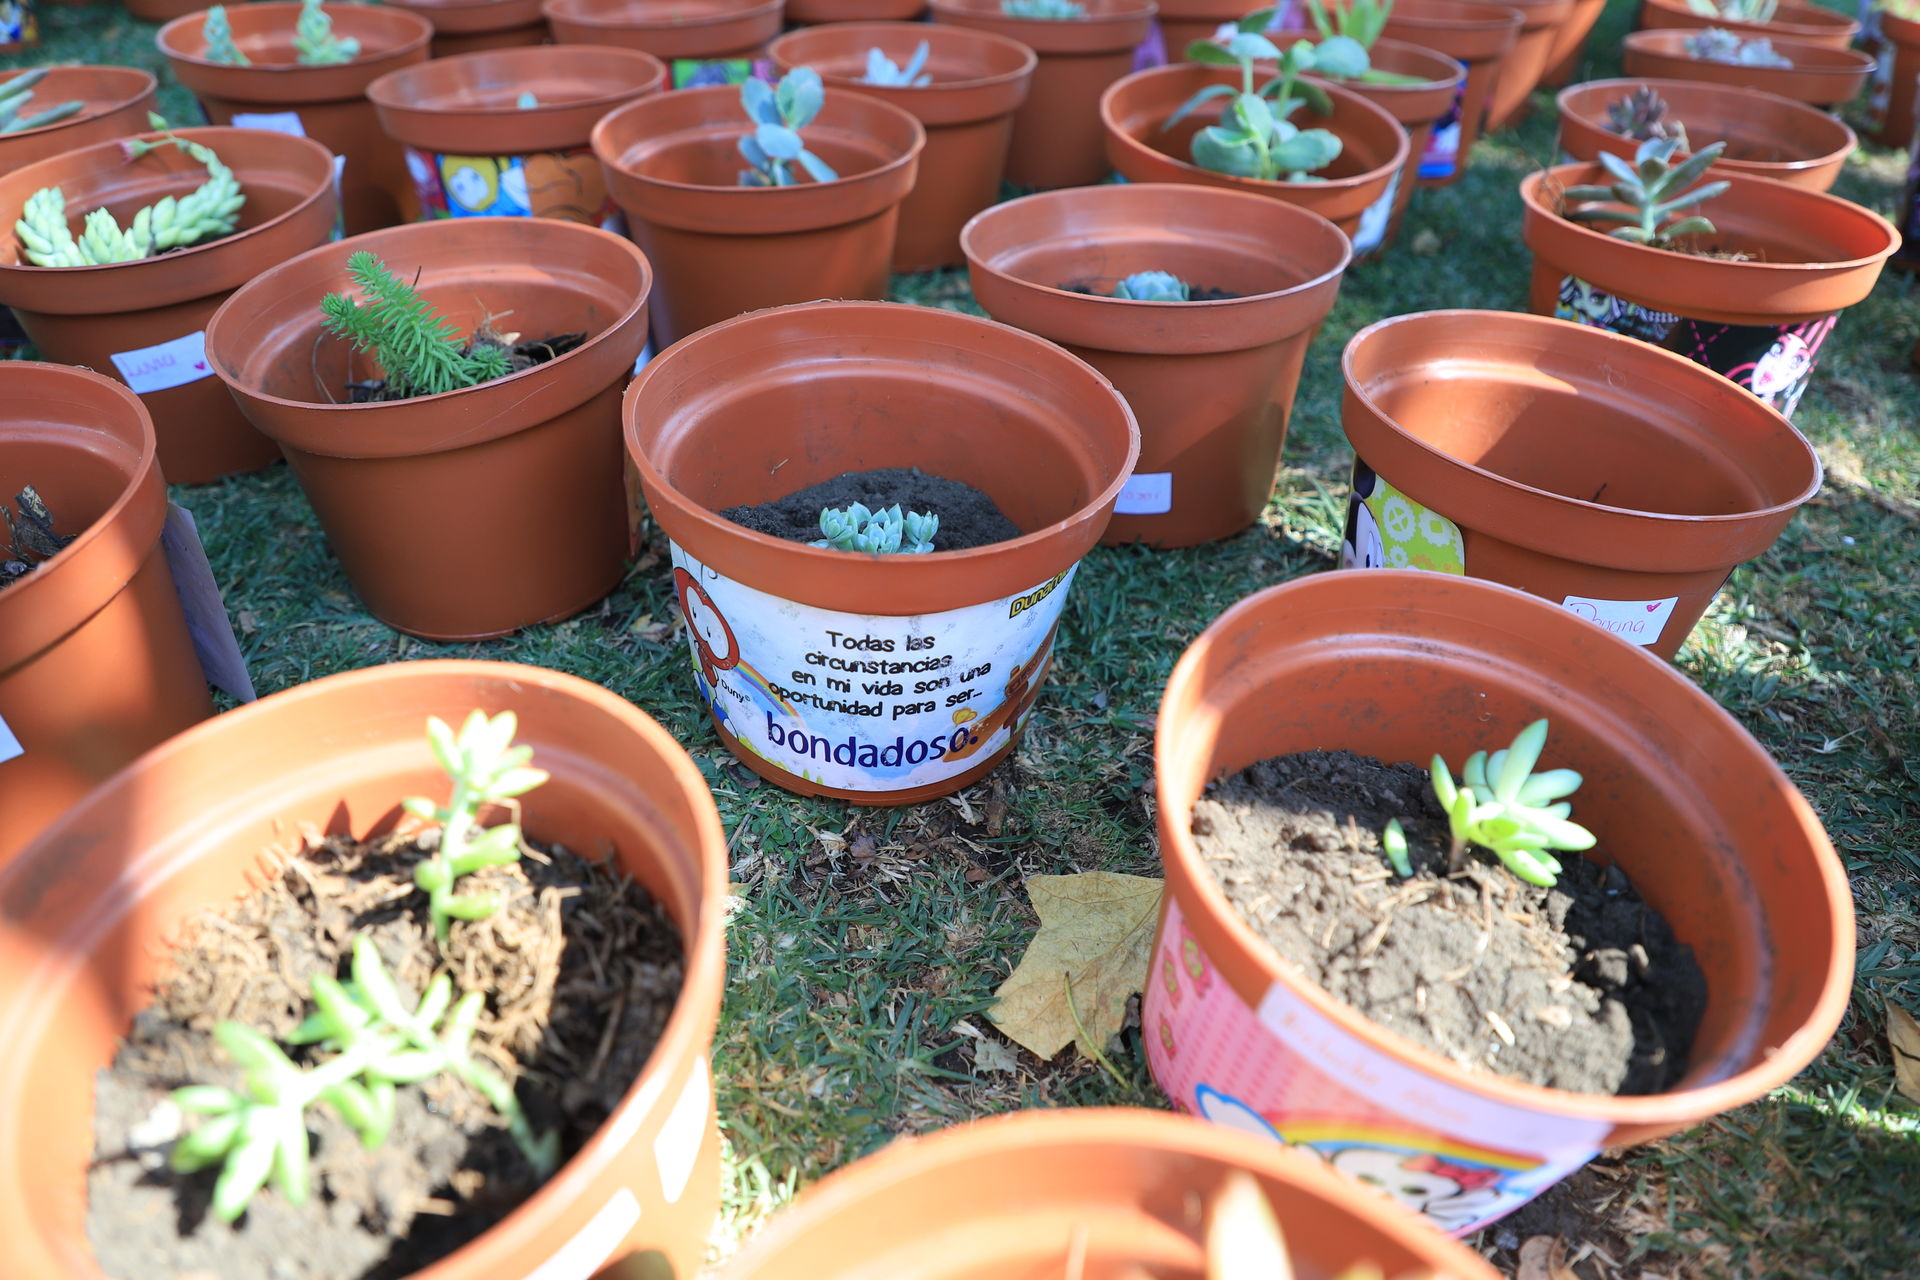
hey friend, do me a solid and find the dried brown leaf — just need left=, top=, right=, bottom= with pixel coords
left=1517, top=1236, right=1579, bottom=1280
left=988, top=872, right=1163, bottom=1060
left=1887, top=1001, right=1920, bottom=1105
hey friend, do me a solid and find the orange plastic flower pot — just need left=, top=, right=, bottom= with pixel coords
left=1381, top=0, right=1523, bottom=184
left=786, top=0, right=925, bottom=22
left=389, top=0, right=549, bottom=57
left=720, top=1109, right=1499, bottom=1279
left=1871, top=11, right=1920, bottom=148
left=1621, top=29, right=1875, bottom=107
left=1639, top=0, right=1861, bottom=51
left=962, top=183, right=1350, bottom=548
left=1479, top=0, right=1574, bottom=130
left=0, top=659, right=729, bottom=1280
left=623, top=300, right=1138, bottom=804
left=1155, top=0, right=1259, bottom=59
left=1337, top=310, right=1820, bottom=660
left=1539, top=0, right=1606, bottom=87
left=541, top=0, right=786, bottom=61
left=1146, top=570, right=1852, bottom=1235
left=0, top=66, right=155, bottom=173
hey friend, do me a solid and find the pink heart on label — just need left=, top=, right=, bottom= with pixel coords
left=193, top=361, right=207, bottom=370
left=1645, top=602, right=1661, bottom=612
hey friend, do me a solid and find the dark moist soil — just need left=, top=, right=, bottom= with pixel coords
left=1192, top=749, right=1707, bottom=1096
left=0, top=484, right=74, bottom=591
left=720, top=466, right=1023, bottom=551
left=86, top=830, right=684, bottom=1280
left=1063, top=280, right=1243, bottom=300
left=343, top=331, right=586, bottom=403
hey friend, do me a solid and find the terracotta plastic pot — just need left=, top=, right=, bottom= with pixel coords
left=1621, top=29, right=1876, bottom=107
left=593, top=85, right=922, bottom=348
left=0, top=363, right=210, bottom=865
left=1155, top=0, right=1259, bottom=58
left=0, top=127, right=341, bottom=485
left=624, top=300, right=1139, bottom=804
left=0, top=67, right=156, bottom=173
left=1639, top=0, right=1860, bottom=51
left=720, top=1109, right=1500, bottom=1279
left=1521, top=160, right=1897, bottom=418
left=1337, top=310, right=1820, bottom=659
left=1147, top=569, right=1853, bottom=1235
left=1381, top=0, right=1523, bottom=184
left=158, top=3, right=435, bottom=236
left=369, top=45, right=665, bottom=226
left=1871, top=11, right=1920, bottom=147
left=1101, top=65, right=1409, bottom=239
left=541, top=0, right=785, bottom=62
left=0, top=659, right=729, bottom=1280
left=390, top=0, right=550, bottom=57
left=204, top=218, right=652, bottom=640
left=1539, top=0, right=1606, bottom=87
left=931, top=0, right=1159, bottom=190
left=123, top=0, right=205, bottom=20
left=769, top=22, right=1035, bottom=272
left=786, top=0, right=925, bottom=23
left=963, top=184, right=1349, bottom=549
left=1480, top=0, right=1574, bottom=131
left=1555, top=77, right=1855, bottom=193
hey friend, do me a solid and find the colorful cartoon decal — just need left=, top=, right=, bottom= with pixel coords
left=1417, top=82, right=1466, bottom=181
left=1341, top=458, right=1466, bottom=574
left=1, top=0, right=35, bottom=47
left=405, top=146, right=616, bottom=227
left=1554, top=274, right=1836, bottom=418
left=670, top=58, right=775, bottom=90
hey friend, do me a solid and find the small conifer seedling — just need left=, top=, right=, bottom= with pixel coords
left=318, top=252, right=514, bottom=397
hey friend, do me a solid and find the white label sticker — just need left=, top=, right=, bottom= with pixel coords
left=230, top=110, right=306, bottom=137
left=109, top=331, right=214, bottom=395
left=1558, top=594, right=1678, bottom=647
left=521, top=1188, right=640, bottom=1280
left=1115, top=471, right=1173, bottom=515
left=653, top=1057, right=710, bottom=1205
left=0, top=713, right=21, bottom=765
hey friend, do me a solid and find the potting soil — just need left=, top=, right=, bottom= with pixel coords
left=1192, top=748, right=1707, bottom=1096
left=721, top=466, right=1022, bottom=550
left=86, top=830, right=683, bottom=1280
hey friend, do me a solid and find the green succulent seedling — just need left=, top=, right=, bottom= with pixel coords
left=517, top=90, right=540, bottom=108
left=1166, top=11, right=1344, bottom=182
left=1685, top=0, right=1778, bottom=20
left=738, top=68, right=839, bottom=187
left=1682, top=26, right=1793, bottom=65
left=399, top=710, right=549, bottom=944
left=1429, top=719, right=1597, bottom=887
left=15, top=116, right=245, bottom=266
left=862, top=40, right=932, bottom=86
left=813, top=502, right=938, bottom=554
left=171, top=934, right=559, bottom=1223
left=1300, top=0, right=1433, bottom=85
left=319, top=251, right=514, bottom=397
left=1380, top=817, right=1413, bottom=878
left=203, top=5, right=249, bottom=65
left=1606, top=84, right=1689, bottom=147
left=1561, top=135, right=1728, bottom=247
left=0, top=68, right=84, bottom=134
left=1112, top=270, right=1191, bottom=301
left=294, top=0, right=361, bottom=65
left=1001, top=0, right=1088, bottom=16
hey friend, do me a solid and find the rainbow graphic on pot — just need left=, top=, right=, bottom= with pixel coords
left=404, top=146, right=617, bottom=227
left=1145, top=896, right=1608, bottom=1236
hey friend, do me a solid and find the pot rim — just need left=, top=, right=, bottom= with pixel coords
left=1381, top=0, right=1528, bottom=34
left=0, top=66, right=157, bottom=145
left=1620, top=27, right=1877, bottom=76
left=928, top=0, right=1162, bottom=51
left=157, top=2, right=436, bottom=80
left=766, top=21, right=1039, bottom=96
left=1641, top=0, right=1859, bottom=41
left=1553, top=76, right=1855, bottom=176
left=366, top=44, right=668, bottom=123
left=540, top=0, right=785, bottom=33
left=1156, top=569, right=1854, bottom=1126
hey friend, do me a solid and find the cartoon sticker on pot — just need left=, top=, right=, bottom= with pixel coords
left=1342, top=458, right=1465, bottom=574
left=1417, top=84, right=1465, bottom=180
left=404, top=146, right=616, bottom=226
left=1, top=1, right=35, bottom=46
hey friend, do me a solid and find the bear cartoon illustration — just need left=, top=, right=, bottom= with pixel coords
left=939, top=620, right=1061, bottom=764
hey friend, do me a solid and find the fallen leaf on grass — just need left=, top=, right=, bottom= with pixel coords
left=971, top=1035, right=1022, bottom=1075
left=1887, top=1001, right=1920, bottom=1104
left=989, top=872, right=1163, bottom=1061
left=1516, top=1236, right=1578, bottom=1280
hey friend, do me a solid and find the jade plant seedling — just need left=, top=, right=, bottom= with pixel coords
left=738, top=68, right=839, bottom=187
left=0, top=68, right=83, bottom=135
left=862, top=41, right=932, bottom=86
left=1299, top=0, right=1435, bottom=86
left=1167, top=11, right=1344, bottom=182
left=1428, top=718, right=1596, bottom=887
left=1562, top=135, right=1728, bottom=246
left=15, top=117, right=245, bottom=266
left=1683, top=26, right=1793, bottom=65
left=1685, top=0, right=1778, bottom=20
left=1607, top=85, right=1689, bottom=147
left=813, top=502, right=938, bottom=554
left=319, top=251, right=514, bottom=397
left=203, top=0, right=360, bottom=67
left=400, top=709, right=549, bottom=943
left=1001, top=0, right=1088, bottom=16
left=1112, top=270, right=1191, bottom=300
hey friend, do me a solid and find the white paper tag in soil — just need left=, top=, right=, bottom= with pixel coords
left=109, top=331, right=213, bottom=395
left=0, top=712, right=21, bottom=765
left=671, top=543, right=1076, bottom=794
left=1559, top=594, right=1677, bottom=648
left=230, top=110, right=306, bottom=137
left=1115, top=471, right=1173, bottom=515
left=654, top=1057, right=710, bottom=1204
left=521, top=1187, right=640, bottom=1280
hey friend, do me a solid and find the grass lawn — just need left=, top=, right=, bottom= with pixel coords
left=7, top=0, right=1920, bottom=1274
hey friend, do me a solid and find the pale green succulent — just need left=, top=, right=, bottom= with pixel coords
left=861, top=41, right=932, bottom=86
left=1112, top=270, right=1191, bottom=301
left=0, top=68, right=84, bottom=134
left=1562, top=135, right=1729, bottom=247
left=1429, top=719, right=1597, bottom=887
left=813, top=502, right=938, bottom=554
left=738, top=68, right=839, bottom=187
left=1167, top=11, right=1347, bottom=182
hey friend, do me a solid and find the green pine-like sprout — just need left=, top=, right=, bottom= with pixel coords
left=203, top=5, right=250, bottom=65
left=1167, top=11, right=1345, bottom=182
left=813, top=502, right=938, bottom=554
left=294, top=0, right=361, bottom=65
left=1429, top=719, right=1597, bottom=887
left=1112, top=270, right=1191, bottom=301
left=737, top=68, right=839, bottom=187
left=0, top=68, right=85, bottom=134
left=1000, top=0, right=1087, bottom=16
left=14, top=116, right=245, bottom=267
left=319, top=252, right=514, bottom=398
left=171, top=934, right=559, bottom=1223
left=1562, top=135, right=1729, bottom=247
left=399, top=710, right=549, bottom=944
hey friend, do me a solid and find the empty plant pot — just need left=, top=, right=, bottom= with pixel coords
left=541, top=0, right=785, bottom=64
left=157, top=2, right=435, bottom=236
left=592, top=84, right=922, bottom=348
left=719, top=1109, right=1500, bottom=1279
left=1555, top=77, right=1855, bottom=193
left=1381, top=0, right=1523, bottom=184
left=1101, top=64, right=1409, bottom=239
left=962, top=183, right=1350, bottom=548
left=1621, top=29, right=1876, bottom=108
left=1147, top=569, right=1852, bottom=1234
left=1520, top=160, right=1898, bottom=418
left=0, top=659, right=729, bottom=1280
left=768, top=21, right=1035, bottom=272
left=1870, top=11, right=1920, bottom=148
left=1337, top=310, right=1820, bottom=660
left=204, top=217, right=653, bottom=640
left=0, top=66, right=156, bottom=173
left=0, top=127, right=341, bottom=484
left=0, top=362, right=210, bottom=865
left=1479, top=0, right=1575, bottom=131
left=1638, top=0, right=1861, bottom=51
left=389, top=0, right=550, bottom=57
left=931, top=0, right=1159, bottom=190
left=623, top=300, right=1139, bottom=805
left=786, top=0, right=925, bottom=22
left=369, top=45, right=666, bottom=225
